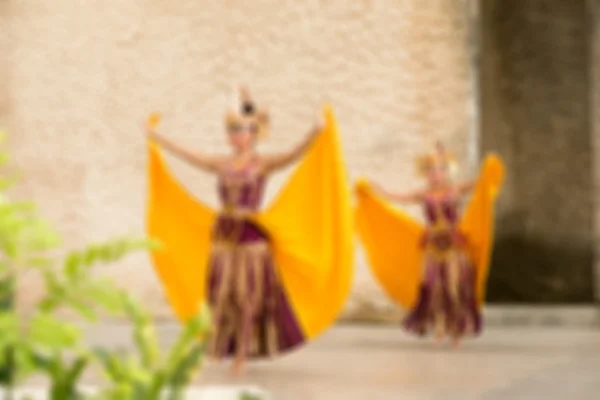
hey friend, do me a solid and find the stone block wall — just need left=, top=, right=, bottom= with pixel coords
left=1, top=0, right=472, bottom=317
left=591, top=0, right=600, bottom=302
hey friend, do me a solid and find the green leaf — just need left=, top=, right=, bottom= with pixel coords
left=132, top=383, right=149, bottom=400
left=106, top=240, right=129, bottom=261
left=163, top=304, right=211, bottom=380
left=63, top=355, right=89, bottom=388
left=99, top=384, right=133, bottom=400
left=38, top=296, right=60, bottom=313
left=107, top=238, right=159, bottom=263
left=12, top=346, right=37, bottom=381
left=39, top=272, right=67, bottom=312
left=63, top=295, right=97, bottom=321
left=0, top=152, right=9, bottom=166
left=146, top=238, right=162, bottom=251
left=123, top=294, right=151, bottom=325
left=0, top=201, right=36, bottom=213
left=188, top=302, right=212, bottom=335
left=20, top=219, right=61, bottom=251
left=64, top=252, right=84, bottom=280
left=1, top=238, right=19, bottom=259
left=166, top=386, right=185, bottom=400
left=164, top=340, right=195, bottom=378
left=29, top=350, right=54, bottom=372
left=132, top=323, right=160, bottom=370
left=93, top=348, right=129, bottom=383
left=45, top=354, right=64, bottom=379
left=115, top=384, right=134, bottom=399
left=147, top=370, right=167, bottom=400
left=27, top=314, right=81, bottom=350
left=82, top=281, right=125, bottom=314
left=124, top=354, right=151, bottom=386
left=0, top=313, right=18, bottom=330
left=0, top=261, right=10, bottom=275
left=93, top=349, right=119, bottom=380
left=24, top=256, right=53, bottom=269
left=0, top=312, right=19, bottom=345
left=167, top=344, right=204, bottom=387
left=0, top=276, right=16, bottom=311
left=83, top=245, right=102, bottom=266
left=240, top=392, right=263, bottom=400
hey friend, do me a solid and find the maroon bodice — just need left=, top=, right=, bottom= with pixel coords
left=421, top=192, right=467, bottom=251
left=213, top=160, right=268, bottom=244
left=423, top=193, right=459, bottom=227
left=217, top=160, right=265, bottom=211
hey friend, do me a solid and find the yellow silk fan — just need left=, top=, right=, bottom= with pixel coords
left=355, top=155, right=505, bottom=309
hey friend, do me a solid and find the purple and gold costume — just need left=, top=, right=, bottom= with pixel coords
left=208, top=160, right=305, bottom=358
left=403, top=191, right=481, bottom=338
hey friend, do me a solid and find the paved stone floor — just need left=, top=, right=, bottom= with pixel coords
left=79, top=323, right=600, bottom=399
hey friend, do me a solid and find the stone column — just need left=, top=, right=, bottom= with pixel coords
left=479, top=0, right=594, bottom=302
left=590, top=0, right=600, bottom=302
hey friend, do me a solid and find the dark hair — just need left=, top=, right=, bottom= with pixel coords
left=242, top=102, right=255, bottom=115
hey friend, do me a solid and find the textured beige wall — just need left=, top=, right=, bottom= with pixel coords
left=2, top=0, right=472, bottom=318
left=0, top=2, right=9, bottom=129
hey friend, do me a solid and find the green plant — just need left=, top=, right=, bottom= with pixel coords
left=240, top=392, right=263, bottom=400
left=0, top=129, right=64, bottom=396
left=94, top=299, right=211, bottom=400
left=0, top=130, right=213, bottom=399
left=0, top=130, right=54, bottom=390
left=30, top=238, right=159, bottom=399
left=0, top=233, right=158, bottom=399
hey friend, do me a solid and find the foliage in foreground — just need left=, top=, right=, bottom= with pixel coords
left=0, top=130, right=212, bottom=399
left=94, top=300, right=211, bottom=400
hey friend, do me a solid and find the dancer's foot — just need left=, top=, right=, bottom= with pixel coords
left=434, top=335, right=444, bottom=346
left=230, top=358, right=245, bottom=376
left=451, top=338, right=461, bottom=349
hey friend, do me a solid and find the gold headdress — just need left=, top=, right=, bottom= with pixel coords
left=224, top=86, right=270, bottom=139
left=415, top=141, right=457, bottom=177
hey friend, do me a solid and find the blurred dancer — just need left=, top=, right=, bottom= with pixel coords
left=145, top=87, right=353, bottom=374
left=355, top=142, right=504, bottom=348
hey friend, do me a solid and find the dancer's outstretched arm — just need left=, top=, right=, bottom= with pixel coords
left=262, top=116, right=323, bottom=173
left=457, top=180, right=475, bottom=196
left=146, top=127, right=225, bottom=173
left=370, top=181, right=425, bottom=204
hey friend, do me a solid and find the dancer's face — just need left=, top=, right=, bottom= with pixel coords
left=427, top=163, right=448, bottom=187
left=227, top=117, right=257, bottom=153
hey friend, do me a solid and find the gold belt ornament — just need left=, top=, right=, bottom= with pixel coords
left=214, top=206, right=256, bottom=247
left=221, top=206, right=254, bottom=219
left=424, top=224, right=456, bottom=260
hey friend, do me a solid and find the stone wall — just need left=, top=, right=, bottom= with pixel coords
left=480, top=0, right=594, bottom=302
left=1, top=0, right=472, bottom=317
left=591, top=0, right=600, bottom=302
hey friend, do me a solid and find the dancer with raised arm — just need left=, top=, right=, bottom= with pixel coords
left=355, top=142, right=504, bottom=348
left=144, top=87, right=353, bottom=374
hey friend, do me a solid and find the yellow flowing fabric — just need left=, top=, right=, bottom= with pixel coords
left=146, top=106, right=353, bottom=340
left=355, top=154, right=505, bottom=309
